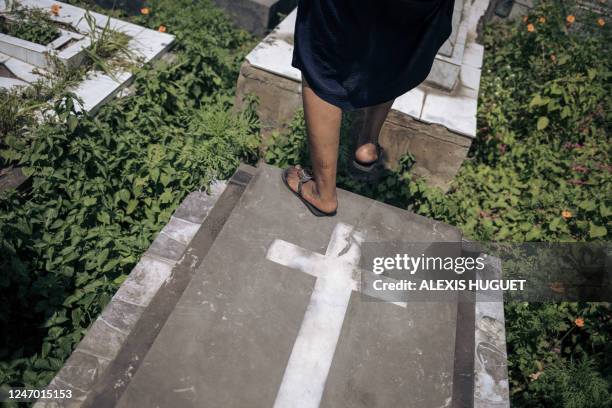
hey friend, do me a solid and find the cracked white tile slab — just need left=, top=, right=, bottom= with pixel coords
left=421, top=91, right=477, bottom=137
left=3, top=57, right=43, bottom=83
left=391, top=86, right=426, bottom=118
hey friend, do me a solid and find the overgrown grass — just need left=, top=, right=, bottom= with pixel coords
left=0, top=6, right=60, bottom=45
left=0, top=7, right=141, bottom=147
left=82, top=11, right=136, bottom=77
left=0, top=0, right=258, bottom=390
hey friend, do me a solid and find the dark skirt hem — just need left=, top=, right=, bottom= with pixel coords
left=292, top=57, right=433, bottom=111
left=291, top=0, right=454, bottom=111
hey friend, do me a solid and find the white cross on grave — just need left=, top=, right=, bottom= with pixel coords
left=266, top=222, right=407, bottom=408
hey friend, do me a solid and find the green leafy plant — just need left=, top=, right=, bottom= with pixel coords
left=0, top=0, right=257, bottom=390
left=82, top=11, right=136, bottom=77
left=0, top=6, right=60, bottom=45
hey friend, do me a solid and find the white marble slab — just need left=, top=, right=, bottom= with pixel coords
left=246, top=39, right=300, bottom=82
left=0, top=76, right=29, bottom=89
left=74, top=70, right=132, bottom=112
left=3, top=57, right=42, bottom=83
left=0, top=11, right=90, bottom=68
left=421, top=91, right=477, bottom=137
left=460, top=63, right=482, bottom=91
left=391, top=87, right=426, bottom=118
left=462, top=42, right=484, bottom=69
left=246, top=9, right=300, bottom=82
left=129, top=29, right=174, bottom=63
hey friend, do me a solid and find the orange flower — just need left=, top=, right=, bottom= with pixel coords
left=529, top=371, right=543, bottom=381
left=566, top=15, right=575, bottom=24
left=140, top=7, right=150, bottom=15
left=561, top=210, right=572, bottom=220
left=597, top=18, right=605, bottom=27
left=158, top=25, right=167, bottom=33
left=575, top=317, right=585, bottom=327
left=527, top=23, right=535, bottom=32
left=539, top=16, right=546, bottom=24
left=50, top=4, right=61, bottom=16
left=550, top=282, right=565, bottom=294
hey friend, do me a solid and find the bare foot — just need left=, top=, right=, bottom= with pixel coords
left=355, top=143, right=378, bottom=164
left=285, top=167, right=338, bottom=214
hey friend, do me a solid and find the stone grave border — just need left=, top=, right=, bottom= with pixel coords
left=35, top=163, right=509, bottom=408
left=0, top=0, right=174, bottom=113
left=31, top=167, right=247, bottom=408
left=0, top=25, right=88, bottom=68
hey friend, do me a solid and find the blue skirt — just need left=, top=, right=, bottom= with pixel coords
left=292, top=0, right=455, bottom=110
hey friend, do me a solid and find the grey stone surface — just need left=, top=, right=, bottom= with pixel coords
left=212, top=0, right=298, bottom=36
left=81, top=166, right=257, bottom=408
left=373, top=108, right=471, bottom=191
left=56, top=351, right=110, bottom=393
left=173, top=182, right=228, bottom=224
left=235, top=60, right=302, bottom=136
left=474, top=256, right=510, bottom=408
left=117, top=164, right=463, bottom=407
left=99, top=298, right=145, bottom=335
left=145, top=230, right=188, bottom=262
left=508, top=1, right=530, bottom=20
left=0, top=166, right=27, bottom=192
left=321, top=301, right=457, bottom=407
left=77, top=318, right=127, bottom=360
left=113, top=256, right=174, bottom=308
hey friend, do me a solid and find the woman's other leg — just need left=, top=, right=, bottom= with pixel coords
left=285, top=79, right=341, bottom=213
left=354, top=99, right=394, bottom=163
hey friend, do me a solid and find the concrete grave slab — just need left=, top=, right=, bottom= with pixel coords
left=212, top=0, right=298, bottom=36
left=0, top=76, right=28, bottom=89
left=2, top=55, right=43, bottom=83
left=236, top=3, right=490, bottom=190
left=36, top=164, right=509, bottom=407
left=0, top=0, right=174, bottom=113
left=110, top=164, right=468, bottom=407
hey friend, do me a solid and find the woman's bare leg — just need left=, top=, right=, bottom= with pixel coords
left=354, top=99, right=394, bottom=163
left=285, top=79, right=341, bottom=213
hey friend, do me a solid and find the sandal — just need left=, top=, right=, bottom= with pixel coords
left=282, top=165, right=337, bottom=217
left=350, top=144, right=384, bottom=180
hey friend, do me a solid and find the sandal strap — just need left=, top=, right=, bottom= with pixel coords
left=295, top=166, right=313, bottom=196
